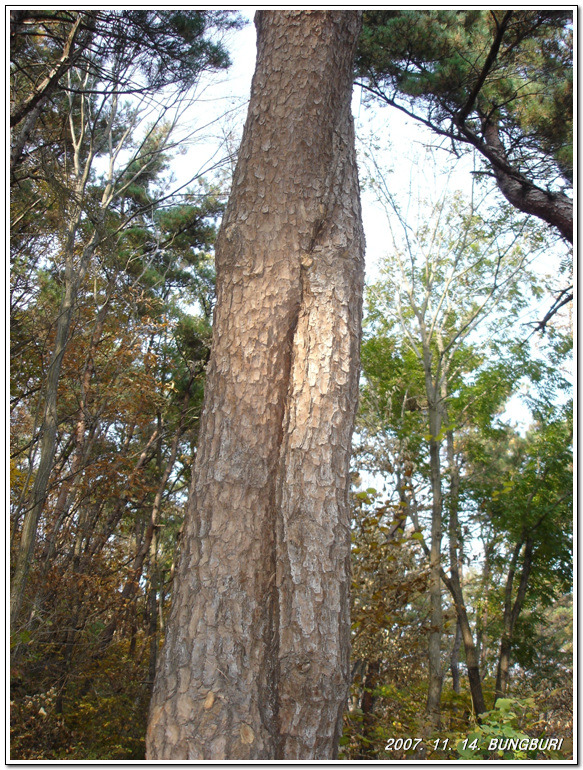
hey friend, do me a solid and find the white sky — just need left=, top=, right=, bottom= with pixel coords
left=173, top=9, right=572, bottom=423
left=177, top=11, right=477, bottom=281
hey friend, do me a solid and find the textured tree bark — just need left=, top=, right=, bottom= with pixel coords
left=480, top=119, right=573, bottom=244
left=146, top=10, right=364, bottom=760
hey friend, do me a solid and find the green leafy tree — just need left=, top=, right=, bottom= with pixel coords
left=361, top=157, right=549, bottom=725
left=464, top=402, right=572, bottom=702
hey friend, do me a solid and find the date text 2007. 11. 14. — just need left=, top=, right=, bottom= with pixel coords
left=384, top=737, right=565, bottom=753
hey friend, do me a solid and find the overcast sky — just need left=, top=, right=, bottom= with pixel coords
left=178, top=10, right=477, bottom=282
left=176, top=10, right=569, bottom=326
left=169, top=10, right=571, bottom=436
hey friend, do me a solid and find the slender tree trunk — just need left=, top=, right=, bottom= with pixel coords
left=447, top=584, right=486, bottom=718
left=495, top=540, right=521, bottom=700
left=39, top=285, right=113, bottom=575
left=450, top=620, right=462, bottom=694
left=10, top=222, right=99, bottom=625
left=495, top=537, right=534, bottom=701
left=496, top=637, right=512, bottom=702
left=147, top=531, right=160, bottom=691
left=422, top=368, right=444, bottom=733
left=426, top=438, right=444, bottom=731
left=96, top=388, right=191, bottom=653
left=358, top=659, right=380, bottom=759
left=445, top=430, right=487, bottom=717
left=476, top=540, right=493, bottom=678
left=147, top=10, right=364, bottom=760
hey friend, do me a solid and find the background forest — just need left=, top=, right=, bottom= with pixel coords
left=10, top=10, right=573, bottom=761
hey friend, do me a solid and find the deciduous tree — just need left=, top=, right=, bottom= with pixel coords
left=10, top=11, right=234, bottom=625
left=359, top=152, right=554, bottom=726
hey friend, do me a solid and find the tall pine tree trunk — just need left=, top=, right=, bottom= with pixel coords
left=147, top=10, right=364, bottom=760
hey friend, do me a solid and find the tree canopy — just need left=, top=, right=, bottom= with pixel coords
left=356, top=10, right=573, bottom=243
